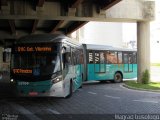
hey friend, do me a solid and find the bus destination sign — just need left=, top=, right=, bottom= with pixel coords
left=15, top=46, right=52, bottom=52
left=13, top=69, right=32, bottom=74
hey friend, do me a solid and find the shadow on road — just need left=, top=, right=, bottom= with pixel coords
left=83, top=80, right=116, bottom=86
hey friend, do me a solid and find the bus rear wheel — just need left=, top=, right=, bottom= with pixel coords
left=79, top=74, right=83, bottom=88
left=114, top=72, right=122, bottom=83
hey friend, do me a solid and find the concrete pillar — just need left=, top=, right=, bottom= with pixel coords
left=137, top=21, right=150, bottom=83
left=0, top=47, right=3, bottom=71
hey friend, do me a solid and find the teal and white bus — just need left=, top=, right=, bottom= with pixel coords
left=10, top=34, right=84, bottom=97
left=83, top=44, right=137, bottom=83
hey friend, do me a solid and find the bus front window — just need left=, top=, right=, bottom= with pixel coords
left=11, top=53, right=61, bottom=77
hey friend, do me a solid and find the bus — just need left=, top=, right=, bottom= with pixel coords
left=10, top=34, right=84, bottom=97
left=83, top=44, right=137, bottom=83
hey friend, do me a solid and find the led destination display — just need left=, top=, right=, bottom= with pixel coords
left=13, top=69, right=32, bottom=74
left=16, top=46, right=52, bottom=52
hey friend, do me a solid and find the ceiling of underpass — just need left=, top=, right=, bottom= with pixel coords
left=0, top=0, right=121, bottom=46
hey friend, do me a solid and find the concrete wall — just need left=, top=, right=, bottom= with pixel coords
left=79, top=22, right=123, bottom=47
left=105, top=0, right=155, bottom=21
left=0, top=0, right=155, bottom=21
left=0, top=47, right=3, bottom=71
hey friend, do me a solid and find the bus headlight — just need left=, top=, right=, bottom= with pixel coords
left=52, top=76, right=62, bottom=84
left=10, top=79, right=14, bottom=82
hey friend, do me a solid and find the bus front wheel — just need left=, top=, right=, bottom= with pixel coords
left=114, top=72, right=122, bottom=83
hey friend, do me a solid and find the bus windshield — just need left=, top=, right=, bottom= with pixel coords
left=11, top=52, right=61, bottom=77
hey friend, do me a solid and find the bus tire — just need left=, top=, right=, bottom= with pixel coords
left=114, top=72, right=122, bottom=83
left=99, top=80, right=106, bottom=83
left=79, top=74, right=83, bottom=88
left=79, top=85, right=82, bottom=88
left=66, top=80, right=73, bottom=98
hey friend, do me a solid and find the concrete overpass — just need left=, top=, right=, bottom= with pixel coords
left=0, top=0, right=155, bottom=82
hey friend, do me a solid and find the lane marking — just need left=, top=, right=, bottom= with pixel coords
left=104, top=95, right=120, bottom=99
left=8, top=102, right=42, bottom=120
left=88, top=92, right=97, bottom=95
left=102, top=88, right=122, bottom=91
left=47, top=108, right=61, bottom=114
left=133, top=99, right=158, bottom=104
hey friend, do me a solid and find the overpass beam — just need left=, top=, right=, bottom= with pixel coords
left=137, top=21, right=150, bottom=83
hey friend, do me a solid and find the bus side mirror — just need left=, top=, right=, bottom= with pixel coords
left=62, top=46, right=66, bottom=53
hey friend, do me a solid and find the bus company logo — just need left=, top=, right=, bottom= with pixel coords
left=16, top=46, right=52, bottom=52
left=2, top=114, right=18, bottom=120
left=13, top=69, right=32, bottom=74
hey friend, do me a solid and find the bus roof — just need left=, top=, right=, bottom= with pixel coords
left=16, top=33, right=79, bottom=45
left=85, top=44, right=137, bottom=52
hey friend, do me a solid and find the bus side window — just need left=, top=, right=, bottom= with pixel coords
left=132, top=52, right=137, bottom=64
left=95, top=52, right=100, bottom=64
left=100, top=52, right=105, bottom=64
left=118, top=52, right=122, bottom=64
left=106, top=51, right=118, bottom=64
left=88, top=51, right=93, bottom=63
left=79, top=50, right=84, bottom=64
left=129, top=53, right=133, bottom=64
left=72, top=49, right=77, bottom=65
left=123, top=53, right=128, bottom=64
left=106, top=51, right=111, bottom=64
left=75, top=49, right=79, bottom=64
left=76, top=49, right=83, bottom=64
left=63, top=52, right=71, bottom=68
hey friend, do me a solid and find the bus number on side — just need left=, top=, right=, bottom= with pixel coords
left=18, top=82, right=29, bottom=85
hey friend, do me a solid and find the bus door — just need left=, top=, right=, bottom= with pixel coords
left=123, top=52, right=133, bottom=72
left=94, top=51, right=105, bottom=73
left=72, top=48, right=82, bottom=89
left=128, top=53, right=133, bottom=72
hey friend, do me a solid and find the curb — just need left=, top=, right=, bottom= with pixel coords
left=122, top=83, right=160, bottom=93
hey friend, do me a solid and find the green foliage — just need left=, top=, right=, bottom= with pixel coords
left=141, top=69, right=150, bottom=84
left=125, top=81, right=160, bottom=90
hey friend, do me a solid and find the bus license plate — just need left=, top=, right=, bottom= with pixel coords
left=29, top=92, right=38, bottom=96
